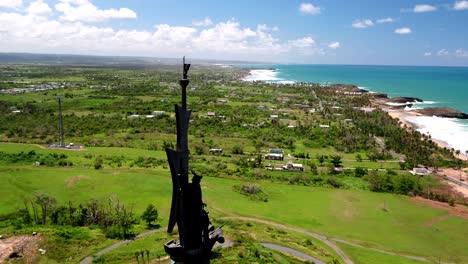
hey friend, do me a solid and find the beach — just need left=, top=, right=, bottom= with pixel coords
left=378, top=103, right=468, bottom=161
left=241, top=66, right=468, bottom=157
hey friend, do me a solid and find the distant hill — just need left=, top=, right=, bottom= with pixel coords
left=0, top=52, right=255, bottom=66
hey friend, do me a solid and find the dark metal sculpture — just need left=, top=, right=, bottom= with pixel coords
left=164, top=57, right=224, bottom=264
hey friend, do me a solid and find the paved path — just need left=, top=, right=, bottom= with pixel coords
left=79, top=227, right=165, bottom=264
left=80, top=215, right=440, bottom=264
left=220, top=216, right=354, bottom=264
left=261, top=242, right=326, bottom=264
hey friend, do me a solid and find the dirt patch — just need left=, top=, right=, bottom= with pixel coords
left=0, top=235, right=42, bottom=263
left=412, top=196, right=468, bottom=222
left=65, top=175, right=90, bottom=187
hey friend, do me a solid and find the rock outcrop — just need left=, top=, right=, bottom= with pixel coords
left=415, top=107, right=468, bottom=119
left=387, top=97, right=423, bottom=104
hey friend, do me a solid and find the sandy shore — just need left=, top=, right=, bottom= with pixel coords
left=375, top=101, right=468, bottom=161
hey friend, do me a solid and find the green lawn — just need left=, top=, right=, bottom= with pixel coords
left=336, top=242, right=427, bottom=264
left=1, top=163, right=466, bottom=263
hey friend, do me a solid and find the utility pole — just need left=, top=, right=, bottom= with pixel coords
left=58, top=96, right=64, bottom=147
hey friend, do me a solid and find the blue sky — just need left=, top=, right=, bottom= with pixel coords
left=0, top=0, right=467, bottom=65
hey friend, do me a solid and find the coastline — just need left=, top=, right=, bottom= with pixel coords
left=240, top=67, right=468, bottom=158
left=375, top=102, right=468, bottom=161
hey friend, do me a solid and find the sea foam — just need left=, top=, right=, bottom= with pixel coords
left=405, top=115, right=468, bottom=153
left=243, top=69, right=281, bottom=82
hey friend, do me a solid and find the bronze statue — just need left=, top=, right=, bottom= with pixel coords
left=164, top=57, right=224, bottom=264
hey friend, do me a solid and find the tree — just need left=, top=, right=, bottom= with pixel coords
left=35, top=194, right=56, bottom=225
left=317, top=154, right=325, bottom=165
left=355, top=154, right=362, bottom=162
left=94, top=156, right=103, bottom=170
left=231, top=144, right=244, bottom=155
left=141, top=204, right=158, bottom=227
left=330, top=155, right=343, bottom=167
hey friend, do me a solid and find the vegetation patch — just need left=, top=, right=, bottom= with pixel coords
left=233, top=184, right=269, bottom=202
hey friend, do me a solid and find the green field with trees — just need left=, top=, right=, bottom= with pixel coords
left=0, top=64, right=466, bottom=263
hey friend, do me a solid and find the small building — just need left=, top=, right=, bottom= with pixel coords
left=269, top=149, right=284, bottom=154
left=209, top=148, right=223, bottom=154
left=265, top=153, right=284, bottom=160
left=284, top=161, right=304, bottom=171
left=153, top=111, right=166, bottom=115
left=146, top=115, right=155, bottom=119
left=269, top=114, right=279, bottom=119
left=410, top=168, right=431, bottom=176
left=274, top=164, right=285, bottom=170
left=319, top=125, right=330, bottom=128
left=129, top=114, right=141, bottom=119
left=207, top=112, right=216, bottom=117
left=217, top=99, right=228, bottom=104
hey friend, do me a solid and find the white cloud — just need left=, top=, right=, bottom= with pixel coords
left=0, top=0, right=22, bottom=8
left=0, top=4, right=330, bottom=62
left=192, top=17, right=213, bottom=27
left=424, top=52, right=432, bottom=56
left=456, top=48, right=468, bottom=57
left=413, top=4, right=437, bottom=12
left=454, top=0, right=468, bottom=10
left=376, top=17, right=394, bottom=23
left=27, top=0, right=52, bottom=16
left=437, top=49, right=449, bottom=56
left=55, top=0, right=137, bottom=22
left=288, top=37, right=315, bottom=48
left=395, top=27, right=412, bottom=34
left=328, top=42, right=340, bottom=49
left=352, top=19, right=374, bottom=28
left=299, top=3, right=321, bottom=14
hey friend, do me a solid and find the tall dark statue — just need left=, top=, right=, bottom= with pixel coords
left=164, top=57, right=224, bottom=264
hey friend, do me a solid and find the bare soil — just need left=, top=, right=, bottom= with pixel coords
left=0, top=235, right=42, bottom=263
left=412, top=196, right=468, bottom=226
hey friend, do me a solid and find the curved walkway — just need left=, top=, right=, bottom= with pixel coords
left=81, top=216, right=439, bottom=264
left=261, top=242, right=326, bottom=264
left=220, top=216, right=354, bottom=264
left=79, top=227, right=165, bottom=264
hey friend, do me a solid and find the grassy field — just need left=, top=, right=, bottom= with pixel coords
left=336, top=242, right=427, bottom=264
left=1, top=160, right=466, bottom=263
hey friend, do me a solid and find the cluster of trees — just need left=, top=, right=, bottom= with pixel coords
left=365, top=170, right=422, bottom=195
left=0, top=150, right=72, bottom=166
left=233, top=184, right=269, bottom=202
left=3, top=194, right=159, bottom=239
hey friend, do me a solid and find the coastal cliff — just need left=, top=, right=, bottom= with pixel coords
left=415, top=107, right=468, bottom=119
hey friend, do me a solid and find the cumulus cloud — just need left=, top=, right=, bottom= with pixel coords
left=328, top=42, right=340, bottom=49
left=55, top=0, right=137, bottom=22
left=288, top=37, right=315, bottom=48
left=376, top=17, right=394, bottom=23
left=413, top=4, right=437, bottom=12
left=299, top=3, right=321, bottom=14
left=395, top=27, right=412, bottom=34
left=456, top=48, right=468, bottom=57
left=454, top=0, right=468, bottom=10
left=27, top=0, right=52, bottom=16
left=0, top=0, right=22, bottom=8
left=437, top=49, right=449, bottom=56
left=0, top=5, right=330, bottom=61
left=424, top=52, right=432, bottom=56
left=192, top=17, right=213, bottom=27
left=352, top=19, right=374, bottom=28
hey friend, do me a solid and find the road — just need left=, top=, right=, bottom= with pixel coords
left=261, top=243, right=326, bottom=264
left=80, top=215, right=440, bottom=264
left=79, top=227, right=165, bottom=264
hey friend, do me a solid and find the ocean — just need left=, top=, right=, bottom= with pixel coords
left=240, top=64, right=468, bottom=154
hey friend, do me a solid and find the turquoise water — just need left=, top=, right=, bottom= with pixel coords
left=243, top=64, right=468, bottom=113
left=239, top=64, right=468, bottom=153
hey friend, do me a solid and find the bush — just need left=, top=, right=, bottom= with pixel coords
left=233, top=184, right=269, bottom=202
left=327, top=177, right=342, bottom=188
